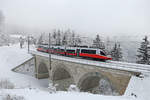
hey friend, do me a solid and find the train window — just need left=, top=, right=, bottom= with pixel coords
left=100, top=51, right=106, bottom=56
left=66, top=49, right=75, bottom=53
left=60, top=49, right=65, bottom=52
left=43, top=47, right=48, bottom=49
left=38, top=46, right=42, bottom=48
left=81, top=49, right=96, bottom=54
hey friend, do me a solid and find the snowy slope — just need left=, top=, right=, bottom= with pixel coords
left=0, top=44, right=49, bottom=88
left=125, top=75, right=150, bottom=100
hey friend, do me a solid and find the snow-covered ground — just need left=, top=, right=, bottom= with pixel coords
left=0, top=44, right=150, bottom=100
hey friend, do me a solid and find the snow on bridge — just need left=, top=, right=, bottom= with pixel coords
left=29, top=50, right=150, bottom=74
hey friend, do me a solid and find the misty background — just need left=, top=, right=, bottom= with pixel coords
left=0, top=0, right=150, bottom=63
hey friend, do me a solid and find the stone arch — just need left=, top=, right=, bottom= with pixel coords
left=52, top=63, right=74, bottom=91
left=38, top=62, right=49, bottom=79
left=78, top=72, right=118, bottom=95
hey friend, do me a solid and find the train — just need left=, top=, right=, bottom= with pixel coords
left=37, top=45, right=112, bottom=61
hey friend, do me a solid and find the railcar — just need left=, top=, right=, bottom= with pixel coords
left=37, top=45, right=112, bottom=60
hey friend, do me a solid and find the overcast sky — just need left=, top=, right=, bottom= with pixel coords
left=0, top=0, right=150, bottom=37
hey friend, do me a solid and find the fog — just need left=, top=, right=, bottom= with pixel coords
left=0, top=0, right=150, bottom=37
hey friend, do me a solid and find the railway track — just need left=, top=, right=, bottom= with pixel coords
left=30, top=50, right=150, bottom=74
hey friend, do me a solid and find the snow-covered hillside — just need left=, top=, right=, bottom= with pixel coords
left=0, top=44, right=149, bottom=100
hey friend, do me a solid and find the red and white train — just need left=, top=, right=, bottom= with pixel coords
left=37, top=45, right=112, bottom=61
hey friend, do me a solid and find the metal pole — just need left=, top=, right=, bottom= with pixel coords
left=49, top=33, right=52, bottom=70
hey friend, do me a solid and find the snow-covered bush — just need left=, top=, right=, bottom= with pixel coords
left=48, top=81, right=56, bottom=93
left=99, top=79, right=119, bottom=96
left=68, top=84, right=80, bottom=92
left=0, top=79, right=15, bottom=89
left=3, top=94, right=25, bottom=100
left=99, top=79, right=113, bottom=95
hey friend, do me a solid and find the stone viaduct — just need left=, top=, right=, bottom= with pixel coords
left=31, top=52, right=141, bottom=95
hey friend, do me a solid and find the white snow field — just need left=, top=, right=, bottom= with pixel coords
left=0, top=44, right=150, bottom=100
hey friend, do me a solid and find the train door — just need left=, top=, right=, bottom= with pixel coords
left=76, top=49, right=80, bottom=56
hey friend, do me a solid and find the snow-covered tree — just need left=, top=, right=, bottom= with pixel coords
left=136, top=36, right=150, bottom=65
left=62, top=33, right=68, bottom=46
left=0, top=11, right=10, bottom=46
left=99, top=79, right=118, bottom=96
left=0, top=79, right=14, bottom=89
left=92, top=34, right=105, bottom=50
left=48, top=81, right=56, bottom=93
left=99, top=79, right=112, bottom=95
left=37, top=34, right=43, bottom=45
left=105, top=36, right=112, bottom=55
left=56, top=29, right=61, bottom=45
left=69, top=32, right=75, bottom=46
left=19, top=37, right=24, bottom=48
left=110, top=43, right=123, bottom=61
left=3, top=94, right=25, bottom=100
left=0, top=10, right=4, bottom=32
left=52, top=30, right=57, bottom=45
left=68, top=85, right=80, bottom=92
left=75, top=35, right=82, bottom=46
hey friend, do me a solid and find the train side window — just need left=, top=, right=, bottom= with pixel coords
left=100, top=51, right=106, bottom=56
left=66, top=49, right=75, bottom=53
left=81, top=49, right=96, bottom=54
left=38, top=46, right=42, bottom=48
left=60, top=49, right=65, bottom=52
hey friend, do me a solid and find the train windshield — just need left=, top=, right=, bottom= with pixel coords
left=100, top=51, right=106, bottom=56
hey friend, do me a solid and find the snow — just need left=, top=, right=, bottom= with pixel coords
left=0, top=89, right=133, bottom=100
left=12, top=58, right=35, bottom=77
left=9, top=34, right=25, bottom=38
left=0, top=44, right=150, bottom=100
left=125, top=75, right=150, bottom=100
left=0, top=44, right=49, bottom=88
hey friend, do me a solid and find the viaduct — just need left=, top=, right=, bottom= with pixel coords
left=25, top=51, right=149, bottom=95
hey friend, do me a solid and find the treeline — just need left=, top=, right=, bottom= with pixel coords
left=37, top=29, right=82, bottom=47
left=31, top=29, right=150, bottom=65
left=37, top=29, right=123, bottom=62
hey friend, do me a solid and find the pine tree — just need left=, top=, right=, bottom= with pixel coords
left=136, top=36, right=150, bottom=65
left=93, top=34, right=105, bottom=50
left=56, top=30, right=61, bottom=46
left=52, top=30, right=57, bottom=45
left=0, top=11, right=4, bottom=32
left=111, top=43, right=122, bottom=61
left=62, top=33, right=68, bottom=46
left=37, top=34, right=43, bottom=45
left=70, top=32, right=75, bottom=46
left=75, top=35, right=82, bottom=46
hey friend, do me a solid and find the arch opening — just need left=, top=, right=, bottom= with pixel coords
left=38, top=62, right=49, bottom=79
left=53, top=68, right=71, bottom=80
left=52, top=67, right=74, bottom=91
left=78, top=72, right=118, bottom=95
left=79, top=76, right=101, bottom=93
